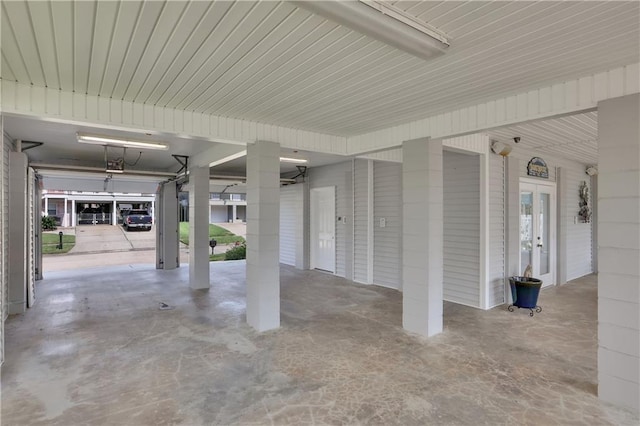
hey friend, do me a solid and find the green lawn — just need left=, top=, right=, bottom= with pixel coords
left=209, top=253, right=227, bottom=262
left=179, top=222, right=245, bottom=246
left=42, top=233, right=76, bottom=254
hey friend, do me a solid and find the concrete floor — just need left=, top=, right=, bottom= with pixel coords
left=2, top=265, right=638, bottom=425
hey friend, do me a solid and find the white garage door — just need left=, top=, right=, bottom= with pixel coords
left=210, top=205, right=229, bottom=223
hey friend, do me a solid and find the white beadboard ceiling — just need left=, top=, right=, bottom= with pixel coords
left=2, top=0, right=638, bottom=138
left=486, top=111, right=598, bottom=165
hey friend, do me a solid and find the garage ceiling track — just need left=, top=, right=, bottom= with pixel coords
left=2, top=1, right=638, bottom=137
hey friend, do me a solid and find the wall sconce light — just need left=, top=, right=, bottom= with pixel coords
left=490, top=140, right=512, bottom=157
left=585, top=165, right=598, bottom=176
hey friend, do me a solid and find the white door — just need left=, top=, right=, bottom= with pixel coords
left=311, top=186, right=336, bottom=273
left=520, top=181, right=556, bottom=287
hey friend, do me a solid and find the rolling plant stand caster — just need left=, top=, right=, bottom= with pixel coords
left=508, top=304, right=542, bottom=316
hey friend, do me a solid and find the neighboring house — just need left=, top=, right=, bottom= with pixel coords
left=42, top=190, right=155, bottom=227
left=209, top=192, right=247, bottom=223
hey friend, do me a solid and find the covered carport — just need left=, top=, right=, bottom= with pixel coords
left=0, top=0, right=638, bottom=420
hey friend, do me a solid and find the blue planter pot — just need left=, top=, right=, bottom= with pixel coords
left=508, top=276, right=542, bottom=316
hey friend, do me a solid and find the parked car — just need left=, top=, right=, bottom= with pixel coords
left=122, top=209, right=152, bottom=231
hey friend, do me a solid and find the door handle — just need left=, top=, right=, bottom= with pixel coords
left=536, top=237, right=543, bottom=248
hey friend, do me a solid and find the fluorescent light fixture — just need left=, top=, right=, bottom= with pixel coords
left=209, top=150, right=247, bottom=168
left=291, top=0, right=449, bottom=60
left=77, top=133, right=168, bottom=150
left=280, top=157, right=308, bottom=164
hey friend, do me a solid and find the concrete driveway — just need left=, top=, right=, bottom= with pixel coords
left=70, top=224, right=155, bottom=253
left=45, top=223, right=243, bottom=272
left=214, top=222, right=246, bottom=239
left=46, top=225, right=191, bottom=272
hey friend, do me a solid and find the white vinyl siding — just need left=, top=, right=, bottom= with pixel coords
left=353, top=159, right=370, bottom=284
left=564, top=168, right=593, bottom=280
left=373, top=161, right=402, bottom=290
left=443, top=151, right=481, bottom=307
left=309, top=161, right=353, bottom=279
left=280, top=184, right=304, bottom=267
left=1, top=133, right=14, bottom=364
left=210, top=205, right=228, bottom=223
left=489, top=154, right=506, bottom=307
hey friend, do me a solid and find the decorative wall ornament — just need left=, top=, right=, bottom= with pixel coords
left=527, top=157, right=549, bottom=178
left=578, top=181, right=591, bottom=223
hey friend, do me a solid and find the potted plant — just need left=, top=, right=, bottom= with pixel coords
left=508, top=267, right=542, bottom=316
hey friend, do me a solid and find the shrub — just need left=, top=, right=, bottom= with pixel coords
left=42, top=215, right=57, bottom=231
left=224, top=242, right=246, bottom=260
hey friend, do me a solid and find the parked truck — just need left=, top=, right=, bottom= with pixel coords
left=122, top=209, right=152, bottom=231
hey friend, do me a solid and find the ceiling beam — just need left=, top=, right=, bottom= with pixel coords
left=347, top=62, right=639, bottom=155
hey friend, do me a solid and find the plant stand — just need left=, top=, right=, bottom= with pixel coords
left=508, top=276, right=543, bottom=316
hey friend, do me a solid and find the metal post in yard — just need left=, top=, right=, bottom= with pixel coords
left=57, top=231, right=64, bottom=249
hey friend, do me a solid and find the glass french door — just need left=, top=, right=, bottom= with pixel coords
left=520, top=181, right=556, bottom=287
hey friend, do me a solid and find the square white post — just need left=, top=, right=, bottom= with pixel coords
left=8, top=152, right=28, bottom=314
left=71, top=201, right=76, bottom=227
left=63, top=197, right=68, bottom=227
left=246, top=141, right=280, bottom=332
left=112, top=200, right=117, bottom=226
left=189, top=166, right=210, bottom=289
left=402, top=137, right=443, bottom=337
left=597, top=93, right=640, bottom=414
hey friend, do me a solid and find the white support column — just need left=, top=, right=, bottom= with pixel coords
left=366, top=160, right=374, bottom=284
left=591, top=174, right=598, bottom=273
left=402, top=137, right=443, bottom=337
left=505, top=157, right=520, bottom=304
left=597, top=93, right=640, bottom=414
left=71, top=201, right=76, bottom=227
left=232, top=204, right=237, bottom=223
left=8, top=152, right=28, bottom=314
left=189, top=166, right=210, bottom=289
left=246, top=140, right=280, bottom=332
left=479, top=150, right=490, bottom=309
left=557, top=167, right=568, bottom=285
left=112, top=200, right=117, bottom=226
left=43, top=196, right=48, bottom=217
left=63, top=197, right=68, bottom=227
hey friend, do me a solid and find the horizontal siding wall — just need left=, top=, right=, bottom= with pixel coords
left=279, top=184, right=305, bottom=268
left=353, top=159, right=370, bottom=284
left=309, top=161, right=353, bottom=279
left=564, top=168, right=593, bottom=280
left=489, top=154, right=506, bottom=307
left=443, top=151, right=481, bottom=307
left=1, top=131, right=15, bottom=365
left=373, top=161, right=402, bottom=290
